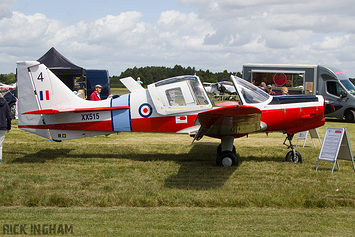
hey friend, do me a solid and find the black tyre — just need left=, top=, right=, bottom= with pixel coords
left=285, top=151, right=302, bottom=163
left=216, top=151, right=238, bottom=167
left=9, top=102, right=16, bottom=119
left=345, top=110, right=355, bottom=123
left=217, top=144, right=236, bottom=155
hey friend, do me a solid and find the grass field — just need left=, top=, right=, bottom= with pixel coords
left=1, top=119, right=355, bottom=236
left=111, top=88, right=130, bottom=95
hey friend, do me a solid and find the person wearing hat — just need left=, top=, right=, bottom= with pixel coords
left=266, top=85, right=275, bottom=95
left=90, top=84, right=102, bottom=101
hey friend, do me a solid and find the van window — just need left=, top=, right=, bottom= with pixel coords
left=341, top=80, right=355, bottom=95
left=326, top=81, right=343, bottom=97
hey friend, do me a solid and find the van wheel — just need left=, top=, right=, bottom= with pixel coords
left=345, top=110, right=355, bottom=123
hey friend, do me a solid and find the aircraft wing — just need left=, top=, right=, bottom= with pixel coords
left=194, top=104, right=262, bottom=139
left=22, top=106, right=130, bottom=115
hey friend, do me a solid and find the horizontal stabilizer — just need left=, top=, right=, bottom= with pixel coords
left=120, top=77, right=145, bottom=93
left=22, top=106, right=130, bottom=115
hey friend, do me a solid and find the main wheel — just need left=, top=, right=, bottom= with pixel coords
left=216, top=151, right=238, bottom=167
left=9, top=102, right=16, bottom=119
left=345, top=110, right=355, bottom=123
left=285, top=151, right=302, bottom=163
left=217, top=144, right=236, bottom=155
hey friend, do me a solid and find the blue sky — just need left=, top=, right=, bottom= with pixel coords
left=1, top=0, right=355, bottom=77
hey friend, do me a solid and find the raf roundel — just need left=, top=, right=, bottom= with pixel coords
left=139, top=103, right=153, bottom=118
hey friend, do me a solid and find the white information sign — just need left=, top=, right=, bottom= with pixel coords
left=309, top=128, right=322, bottom=146
left=296, top=129, right=322, bottom=148
left=316, top=127, right=355, bottom=173
left=296, top=131, right=308, bottom=147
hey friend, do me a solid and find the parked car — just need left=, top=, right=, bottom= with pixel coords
left=3, top=88, right=17, bottom=119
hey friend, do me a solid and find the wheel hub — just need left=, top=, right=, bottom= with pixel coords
left=222, top=157, right=233, bottom=167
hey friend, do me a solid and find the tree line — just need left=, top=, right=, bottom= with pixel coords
left=0, top=65, right=241, bottom=88
left=1, top=66, right=355, bottom=88
left=0, top=66, right=241, bottom=88
left=110, top=65, right=242, bottom=88
left=0, top=73, right=16, bottom=85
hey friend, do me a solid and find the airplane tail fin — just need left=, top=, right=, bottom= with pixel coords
left=17, top=61, right=55, bottom=139
left=16, top=61, right=113, bottom=140
left=17, top=61, right=84, bottom=113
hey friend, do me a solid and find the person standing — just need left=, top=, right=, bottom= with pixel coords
left=260, top=82, right=266, bottom=92
left=136, top=77, right=143, bottom=86
left=266, top=85, right=275, bottom=95
left=90, top=85, right=102, bottom=101
left=0, top=93, right=11, bottom=164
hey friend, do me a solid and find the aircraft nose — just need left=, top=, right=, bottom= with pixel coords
left=324, top=97, right=343, bottom=115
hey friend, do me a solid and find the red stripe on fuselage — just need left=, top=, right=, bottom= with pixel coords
left=260, top=105, right=324, bottom=133
left=18, top=120, right=113, bottom=131
left=131, top=115, right=197, bottom=133
left=18, top=105, right=324, bottom=136
left=259, top=108, right=285, bottom=131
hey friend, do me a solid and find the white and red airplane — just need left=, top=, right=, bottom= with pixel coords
left=0, top=82, right=15, bottom=91
left=16, top=61, right=340, bottom=167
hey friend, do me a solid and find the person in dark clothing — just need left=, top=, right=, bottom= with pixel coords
left=266, top=85, right=275, bottom=95
left=260, top=82, right=267, bottom=92
left=0, top=93, right=11, bottom=164
left=217, top=83, right=226, bottom=94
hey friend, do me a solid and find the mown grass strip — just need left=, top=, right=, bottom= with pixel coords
left=0, top=207, right=355, bottom=236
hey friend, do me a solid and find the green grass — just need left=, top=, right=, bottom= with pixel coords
left=111, top=87, right=130, bottom=95
left=1, top=207, right=355, bottom=236
left=1, top=119, right=355, bottom=235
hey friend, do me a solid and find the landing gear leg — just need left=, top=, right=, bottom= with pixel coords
left=283, top=133, right=302, bottom=163
left=216, top=136, right=238, bottom=167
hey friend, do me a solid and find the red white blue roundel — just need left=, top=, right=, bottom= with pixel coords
left=139, top=103, right=153, bottom=118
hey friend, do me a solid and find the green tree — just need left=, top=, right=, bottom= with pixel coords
left=110, top=65, right=241, bottom=88
left=0, top=73, right=16, bottom=84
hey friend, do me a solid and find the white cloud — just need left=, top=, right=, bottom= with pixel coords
left=0, top=0, right=16, bottom=19
left=1, top=0, right=355, bottom=77
left=0, top=11, right=62, bottom=48
left=313, top=35, right=351, bottom=50
left=174, top=0, right=355, bottom=75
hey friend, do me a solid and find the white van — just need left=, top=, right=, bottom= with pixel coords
left=243, top=64, right=355, bottom=122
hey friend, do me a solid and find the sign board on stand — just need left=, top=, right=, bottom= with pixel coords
left=296, top=131, right=308, bottom=147
left=316, top=127, right=355, bottom=173
left=296, top=128, right=322, bottom=148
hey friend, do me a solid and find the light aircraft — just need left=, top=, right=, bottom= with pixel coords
left=17, top=61, right=340, bottom=167
left=0, top=82, right=15, bottom=91
left=204, top=81, right=236, bottom=96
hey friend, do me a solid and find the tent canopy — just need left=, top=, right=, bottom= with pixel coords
left=37, top=47, right=86, bottom=90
